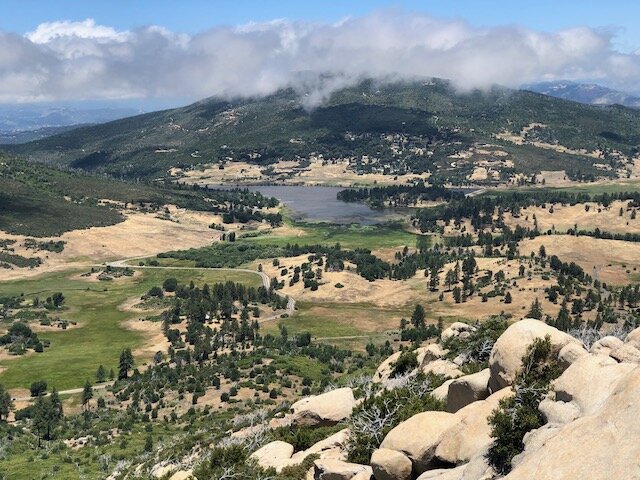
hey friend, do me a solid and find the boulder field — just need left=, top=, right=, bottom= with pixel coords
left=239, top=318, right=640, bottom=480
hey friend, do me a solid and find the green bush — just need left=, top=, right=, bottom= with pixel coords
left=390, top=350, right=418, bottom=378
left=271, top=424, right=344, bottom=451
left=487, top=335, right=562, bottom=474
left=443, top=316, right=509, bottom=367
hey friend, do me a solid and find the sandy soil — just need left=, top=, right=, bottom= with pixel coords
left=122, top=318, right=169, bottom=362
left=118, top=296, right=171, bottom=361
left=521, top=235, right=640, bottom=285
left=505, top=200, right=640, bottom=235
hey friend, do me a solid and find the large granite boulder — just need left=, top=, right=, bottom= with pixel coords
left=370, top=448, right=412, bottom=480
left=380, top=411, right=459, bottom=474
left=488, top=319, right=579, bottom=392
left=291, top=388, right=357, bottom=427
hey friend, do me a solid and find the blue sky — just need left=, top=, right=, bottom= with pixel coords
left=3, top=0, right=640, bottom=50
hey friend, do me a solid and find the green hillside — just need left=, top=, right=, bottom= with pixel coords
left=5, top=79, right=640, bottom=181
left=0, top=155, right=278, bottom=236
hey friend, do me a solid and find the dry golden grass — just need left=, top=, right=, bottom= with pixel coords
left=172, top=158, right=431, bottom=187
left=521, top=235, right=640, bottom=285
left=0, top=206, right=255, bottom=281
left=262, top=254, right=425, bottom=307
left=506, top=200, right=640, bottom=234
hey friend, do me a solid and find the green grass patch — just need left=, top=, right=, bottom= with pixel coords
left=264, top=301, right=412, bottom=342
left=269, top=354, right=329, bottom=381
left=245, top=221, right=418, bottom=250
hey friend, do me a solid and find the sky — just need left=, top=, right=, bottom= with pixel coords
left=1, top=0, right=640, bottom=106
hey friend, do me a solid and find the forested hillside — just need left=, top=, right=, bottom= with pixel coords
left=6, top=79, right=640, bottom=182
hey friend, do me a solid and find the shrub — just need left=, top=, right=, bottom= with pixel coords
left=347, top=374, right=445, bottom=464
left=30, top=380, right=48, bottom=397
left=390, top=350, right=418, bottom=378
left=487, top=335, right=562, bottom=474
left=443, top=316, right=508, bottom=367
left=162, top=277, right=178, bottom=292
left=271, top=425, right=344, bottom=451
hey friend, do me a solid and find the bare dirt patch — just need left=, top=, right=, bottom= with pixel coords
left=123, top=318, right=169, bottom=361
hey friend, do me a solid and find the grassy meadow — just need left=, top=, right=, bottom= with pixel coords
left=0, top=267, right=260, bottom=391
left=243, top=221, right=419, bottom=250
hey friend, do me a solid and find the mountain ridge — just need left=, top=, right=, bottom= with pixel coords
left=4, top=79, right=640, bottom=183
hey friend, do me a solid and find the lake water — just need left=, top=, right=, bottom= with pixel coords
left=213, top=185, right=408, bottom=225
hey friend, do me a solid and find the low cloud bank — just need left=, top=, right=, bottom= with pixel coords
left=1, top=12, right=639, bottom=105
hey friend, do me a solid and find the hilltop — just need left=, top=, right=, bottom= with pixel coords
left=5, top=79, right=640, bottom=185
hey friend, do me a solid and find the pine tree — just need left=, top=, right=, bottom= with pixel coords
left=410, top=304, right=426, bottom=328
left=0, top=383, right=12, bottom=421
left=144, top=434, right=153, bottom=452
left=118, top=348, right=134, bottom=380
left=429, top=266, right=440, bottom=291
left=32, top=390, right=63, bottom=447
left=555, top=300, right=572, bottom=331
left=445, top=269, right=455, bottom=290
left=96, top=365, right=106, bottom=383
left=82, top=381, right=93, bottom=410
left=527, top=298, right=543, bottom=319
left=453, top=286, right=462, bottom=304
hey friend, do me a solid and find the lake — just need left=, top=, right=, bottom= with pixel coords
left=212, top=185, right=409, bottom=225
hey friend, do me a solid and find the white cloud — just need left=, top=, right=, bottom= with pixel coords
left=2, top=12, right=639, bottom=104
left=26, top=18, right=129, bottom=44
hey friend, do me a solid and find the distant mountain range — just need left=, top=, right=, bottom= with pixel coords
left=0, top=104, right=141, bottom=138
left=526, top=81, right=640, bottom=108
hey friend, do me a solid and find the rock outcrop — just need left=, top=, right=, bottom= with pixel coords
left=551, top=353, right=635, bottom=416
left=373, top=352, right=402, bottom=384
left=609, top=343, right=640, bottom=363
left=435, top=388, right=511, bottom=465
left=557, top=342, right=587, bottom=369
left=169, top=471, right=194, bottom=480
left=380, top=411, right=459, bottom=474
left=488, top=319, right=579, bottom=392
left=590, top=335, right=623, bottom=356
left=505, top=367, right=640, bottom=479
left=291, top=388, right=357, bottom=427
left=416, top=344, right=448, bottom=367
left=441, top=323, right=475, bottom=343
left=313, top=459, right=373, bottom=480
left=249, top=440, right=295, bottom=473
left=445, top=369, right=490, bottom=413
left=421, top=359, right=464, bottom=379
left=371, top=448, right=413, bottom=480
left=291, top=428, right=350, bottom=464
left=431, top=379, right=455, bottom=403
